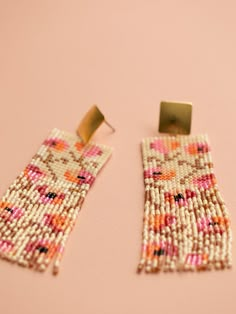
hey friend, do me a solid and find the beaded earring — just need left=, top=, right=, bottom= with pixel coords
left=0, top=106, right=114, bottom=274
left=137, top=102, right=232, bottom=273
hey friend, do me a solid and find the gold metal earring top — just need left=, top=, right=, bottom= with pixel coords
left=76, top=105, right=115, bottom=144
left=158, top=101, right=192, bottom=135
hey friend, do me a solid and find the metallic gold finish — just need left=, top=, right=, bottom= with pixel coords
left=158, top=101, right=192, bottom=135
left=77, top=105, right=115, bottom=143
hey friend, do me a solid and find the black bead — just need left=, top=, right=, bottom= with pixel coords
left=153, top=249, right=165, bottom=256
left=37, top=246, right=48, bottom=254
left=77, top=175, right=86, bottom=180
left=4, top=207, right=13, bottom=213
left=153, top=172, right=162, bottom=176
left=157, top=249, right=165, bottom=256
left=174, top=193, right=185, bottom=202
left=46, top=192, right=57, bottom=199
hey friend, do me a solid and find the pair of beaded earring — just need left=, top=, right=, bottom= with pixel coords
left=0, top=103, right=232, bottom=274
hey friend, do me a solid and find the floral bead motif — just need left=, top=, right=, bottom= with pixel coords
left=64, top=169, right=95, bottom=185
left=153, top=214, right=176, bottom=232
left=185, top=189, right=196, bottom=199
left=44, top=138, right=69, bottom=151
left=25, top=239, right=58, bottom=256
left=150, top=139, right=180, bottom=154
left=0, top=202, right=23, bottom=221
left=75, top=142, right=103, bottom=158
left=143, top=214, right=176, bottom=233
left=83, top=146, right=103, bottom=157
left=193, top=173, right=216, bottom=189
left=145, top=242, right=178, bottom=259
left=197, top=216, right=230, bottom=234
left=0, top=239, right=14, bottom=253
left=36, top=185, right=66, bottom=205
left=163, top=190, right=196, bottom=206
left=43, top=214, right=73, bottom=232
left=185, top=142, right=210, bottom=155
left=74, top=141, right=85, bottom=152
left=144, top=167, right=176, bottom=181
left=212, top=216, right=230, bottom=227
left=24, top=164, right=45, bottom=182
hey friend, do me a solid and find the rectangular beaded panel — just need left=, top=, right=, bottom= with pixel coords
left=0, top=128, right=112, bottom=274
left=138, top=134, right=232, bottom=272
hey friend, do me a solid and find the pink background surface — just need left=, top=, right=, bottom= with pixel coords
left=0, top=1, right=235, bottom=313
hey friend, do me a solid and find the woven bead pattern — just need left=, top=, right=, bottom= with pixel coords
left=0, top=128, right=112, bottom=274
left=138, top=134, right=232, bottom=272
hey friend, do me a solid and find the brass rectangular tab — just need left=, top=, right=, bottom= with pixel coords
left=77, top=105, right=105, bottom=143
left=158, top=101, right=192, bottom=135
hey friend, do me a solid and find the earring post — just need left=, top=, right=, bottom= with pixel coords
left=104, top=120, right=116, bottom=132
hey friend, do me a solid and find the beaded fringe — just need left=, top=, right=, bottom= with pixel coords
left=138, top=135, right=232, bottom=273
left=0, top=128, right=112, bottom=274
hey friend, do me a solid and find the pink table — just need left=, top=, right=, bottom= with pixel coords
left=0, top=1, right=235, bottom=313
